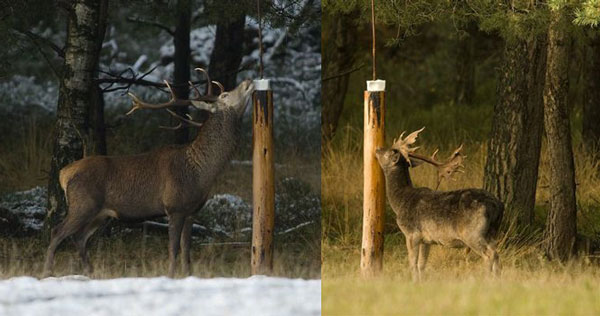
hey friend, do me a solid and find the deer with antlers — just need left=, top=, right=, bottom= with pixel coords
left=43, top=68, right=254, bottom=278
left=375, top=127, right=503, bottom=281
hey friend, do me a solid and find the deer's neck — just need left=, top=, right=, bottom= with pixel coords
left=384, top=166, right=413, bottom=204
left=184, top=109, right=240, bottom=181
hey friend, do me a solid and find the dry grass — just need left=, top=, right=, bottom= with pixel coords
left=0, top=229, right=320, bottom=279
left=322, top=242, right=600, bottom=315
left=322, top=123, right=600, bottom=243
left=322, top=102, right=600, bottom=314
left=0, top=115, right=321, bottom=280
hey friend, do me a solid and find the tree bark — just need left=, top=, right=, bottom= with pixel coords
left=172, top=0, right=191, bottom=144
left=543, top=8, right=577, bottom=262
left=89, top=0, right=109, bottom=155
left=583, top=32, right=600, bottom=152
left=454, top=22, right=477, bottom=106
left=46, top=0, right=105, bottom=233
left=321, top=11, right=358, bottom=145
left=208, top=3, right=246, bottom=91
left=483, top=34, right=547, bottom=227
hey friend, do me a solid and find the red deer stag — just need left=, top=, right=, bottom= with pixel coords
left=43, top=69, right=254, bottom=278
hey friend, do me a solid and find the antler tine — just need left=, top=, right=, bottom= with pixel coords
left=212, top=80, right=224, bottom=95
left=165, top=109, right=204, bottom=128
left=194, top=67, right=212, bottom=96
left=126, top=80, right=189, bottom=116
left=188, top=80, right=202, bottom=100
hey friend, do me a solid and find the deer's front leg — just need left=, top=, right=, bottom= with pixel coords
left=417, top=243, right=430, bottom=280
left=180, top=216, right=194, bottom=276
left=167, top=213, right=186, bottom=278
left=405, top=235, right=420, bottom=282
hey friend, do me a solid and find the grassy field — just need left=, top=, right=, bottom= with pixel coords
left=0, top=109, right=321, bottom=280
left=322, top=65, right=600, bottom=314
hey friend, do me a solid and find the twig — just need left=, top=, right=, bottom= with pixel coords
left=322, top=63, right=365, bottom=82
left=126, top=17, right=174, bottom=36
left=12, top=29, right=65, bottom=58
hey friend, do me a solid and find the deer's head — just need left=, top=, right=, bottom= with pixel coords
left=375, top=127, right=466, bottom=189
left=126, top=68, right=254, bottom=130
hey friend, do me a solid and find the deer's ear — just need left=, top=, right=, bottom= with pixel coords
left=191, top=100, right=217, bottom=113
left=390, top=150, right=402, bottom=164
left=408, top=157, right=424, bottom=168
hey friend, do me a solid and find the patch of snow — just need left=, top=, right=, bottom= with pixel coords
left=0, top=186, right=47, bottom=231
left=0, top=276, right=320, bottom=316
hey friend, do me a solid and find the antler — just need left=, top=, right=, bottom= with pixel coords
left=126, top=67, right=224, bottom=129
left=392, top=127, right=425, bottom=165
left=409, top=144, right=466, bottom=190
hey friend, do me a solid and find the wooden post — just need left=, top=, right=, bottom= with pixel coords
left=361, top=80, right=386, bottom=277
left=251, top=79, right=275, bottom=275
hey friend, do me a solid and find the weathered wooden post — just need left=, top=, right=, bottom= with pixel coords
left=361, top=0, right=385, bottom=277
left=250, top=0, right=275, bottom=274
left=251, top=79, right=275, bottom=275
left=361, top=80, right=386, bottom=277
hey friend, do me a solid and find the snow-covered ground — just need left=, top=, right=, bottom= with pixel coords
left=0, top=276, right=320, bottom=316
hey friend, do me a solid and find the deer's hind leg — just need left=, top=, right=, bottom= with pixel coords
left=43, top=200, right=99, bottom=277
left=74, top=212, right=108, bottom=275
left=464, top=238, right=498, bottom=276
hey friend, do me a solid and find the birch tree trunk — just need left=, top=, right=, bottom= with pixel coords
left=46, top=0, right=105, bottom=233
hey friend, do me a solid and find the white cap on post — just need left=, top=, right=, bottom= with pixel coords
left=366, top=80, right=386, bottom=92
left=254, top=79, right=271, bottom=91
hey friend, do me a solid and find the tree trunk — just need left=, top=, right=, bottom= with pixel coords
left=483, top=34, right=547, bottom=227
left=172, top=0, right=191, bottom=144
left=208, top=4, right=245, bottom=91
left=583, top=32, right=600, bottom=152
left=46, top=0, right=105, bottom=233
left=321, top=11, right=358, bottom=145
left=543, top=8, right=577, bottom=262
left=454, top=22, right=477, bottom=106
left=89, top=0, right=109, bottom=155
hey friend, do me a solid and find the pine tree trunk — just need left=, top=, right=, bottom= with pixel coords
left=208, top=4, right=245, bottom=91
left=543, top=8, right=577, bottom=262
left=321, top=11, right=358, bottom=145
left=583, top=33, right=600, bottom=152
left=454, top=22, right=477, bottom=106
left=46, top=0, right=105, bottom=233
left=89, top=0, right=109, bottom=155
left=483, top=34, right=547, bottom=227
left=172, top=0, right=191, bottom=144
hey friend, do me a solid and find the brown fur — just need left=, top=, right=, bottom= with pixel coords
left=376, top=145, right=504, bottom=281
left=43, top=80, right=254, bottom=278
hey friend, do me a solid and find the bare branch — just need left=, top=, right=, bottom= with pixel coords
left=12, top=29, right=65, bottom=58
left=126, top=17, right=175, bottom=36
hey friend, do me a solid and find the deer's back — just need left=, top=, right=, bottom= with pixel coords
left=60, top=146, right=206, bottom=220
left=392, top=187, right=503, bottom=245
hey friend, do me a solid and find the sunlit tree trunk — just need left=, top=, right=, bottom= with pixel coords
left=483, top=34, right=547, bottom=228
left=46, top=0, right=106, bottom=233
left=543, top=8, right=577, bottom=262
left=583, top=32, right=600, bottom=152
left=321, top=11, right=358, bottom=145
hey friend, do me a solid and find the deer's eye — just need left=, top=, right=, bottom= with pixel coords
left=220, top=93, right=229, bottom=99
